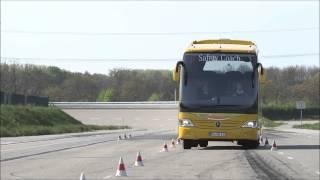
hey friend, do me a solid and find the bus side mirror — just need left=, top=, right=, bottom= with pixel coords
left=257, top=63, right=265, bottom=84
left=173, top=61, right=188, bottom=85
left=172, top=68, right=179, bottom=81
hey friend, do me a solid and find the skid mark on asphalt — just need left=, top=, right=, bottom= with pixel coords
left=245, top=151, right=289, bottom=180
left=196, top=152, right=255, bottom=179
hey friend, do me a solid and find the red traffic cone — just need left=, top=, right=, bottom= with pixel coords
left=176, top=138, right=181, bottom=145
left=271, top=140, right=277, bottom=151
left=171, top=139, right=176, bottom=148
left=115, top=157, right=127, bottom=176
left=259, top=135, right=264, bottom=144
left=134, top=152, right=144, bottom=166
left=79, top=172, right=86, bottom=180
left=161, top=142, right=169, bottom=152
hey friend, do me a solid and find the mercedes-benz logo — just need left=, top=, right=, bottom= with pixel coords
left=215, top=121, right=221, bottom=127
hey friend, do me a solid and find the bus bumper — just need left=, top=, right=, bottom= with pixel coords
left=178, top=127, right=259, bottom=141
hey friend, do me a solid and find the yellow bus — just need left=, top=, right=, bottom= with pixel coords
left=173, top=39, right=265, bottom=149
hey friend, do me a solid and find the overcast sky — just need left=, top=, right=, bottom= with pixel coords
left=1, top=1, right=319, bottom=74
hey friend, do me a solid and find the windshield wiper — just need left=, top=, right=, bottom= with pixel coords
left=251, top=71, right=255, bottom=88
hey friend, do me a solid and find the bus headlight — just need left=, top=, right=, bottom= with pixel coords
left=179, top=119, right=194, bottom=127
left=241, top=121, right=257, bottom=128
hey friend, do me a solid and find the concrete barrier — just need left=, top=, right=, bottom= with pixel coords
left=50, top=101, right=178, bottom=109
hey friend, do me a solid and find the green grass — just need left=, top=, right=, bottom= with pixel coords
left=292, top=122, right=320, bottom=130
left=0, top=105, right=129, bottom=137
left=262, top=118, right=285, bottom=128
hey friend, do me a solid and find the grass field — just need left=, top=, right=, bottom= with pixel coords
left=0, top=105, right=129, bottom=137
left=292, top=122, right=320, bottom=130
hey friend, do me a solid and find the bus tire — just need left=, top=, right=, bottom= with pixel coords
left=199, top=141, right=208, bottom=147
left=242, top=140, right=259, bottom=149
left=183, top=140, right=192, bottom=149
left=237, top=141, right=244, bottom=146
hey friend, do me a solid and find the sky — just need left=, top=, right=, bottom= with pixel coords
left=1, top=1, right=319, bottom=74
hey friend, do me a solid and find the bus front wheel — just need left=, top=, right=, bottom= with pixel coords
left=183, top=140, right=192, bottom=149
left=199, top=141, right=208, bottom=147
left=239, top=140, right=259, bottom=149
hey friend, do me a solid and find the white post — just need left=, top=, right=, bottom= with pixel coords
left=174, top=88, right=177, bottom=103
left=300, top=109, right=303, bottom=125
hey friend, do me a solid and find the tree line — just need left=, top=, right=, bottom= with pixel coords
left=0, top=63, right=319, bottom=107
left=0, top=64, right=177, bottom=102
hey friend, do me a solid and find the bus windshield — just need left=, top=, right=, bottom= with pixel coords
left=180, top=53, right=258, bottom=112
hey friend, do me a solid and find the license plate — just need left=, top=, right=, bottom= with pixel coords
left=208, top=132, right=225, bottom=137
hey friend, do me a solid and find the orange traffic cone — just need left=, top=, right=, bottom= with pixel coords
left=271, top=140, right=277, bottom=151
left=161, top=142, right=169, bottom=152
left=79, top=172, right=86, bottom=180
left=115, top=157, right=127, bottom=176
left=171, top=139, right=176, bottom=148
left=134, top=152, right=144, bottom=166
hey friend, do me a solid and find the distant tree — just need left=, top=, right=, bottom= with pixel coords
left=97, top=89, right=113, bottom=102
left=148, top=93, right=161, bottom=101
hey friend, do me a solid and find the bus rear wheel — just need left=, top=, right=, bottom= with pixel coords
left=199, top=141, right=208, bottom=147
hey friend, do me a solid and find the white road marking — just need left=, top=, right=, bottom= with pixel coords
left=287, top=156, right=294, bottom=160
left=104, top=175, right=112, bottom=179
left=153, top=118, right=160, bottom=121
left=316, top=171, right=320, bottom=175
left=0, top=142, right=15, bottom=145
left=278, top=152, right=284, bottom=155
left=2, top=140, right=79, bottom=152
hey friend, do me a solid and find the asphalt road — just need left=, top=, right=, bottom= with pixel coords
left=1, top=108, right=319, bottom=180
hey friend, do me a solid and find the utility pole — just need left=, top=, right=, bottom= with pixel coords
left=12, top=62, right=17, bottom=94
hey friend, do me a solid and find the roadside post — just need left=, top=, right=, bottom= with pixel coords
left=296, top=101, right=306, bottom=125
left=174, top=88, right=177, bottom=103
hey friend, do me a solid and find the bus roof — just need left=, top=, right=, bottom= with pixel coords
left=185, top=39, right=258, bottom=54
